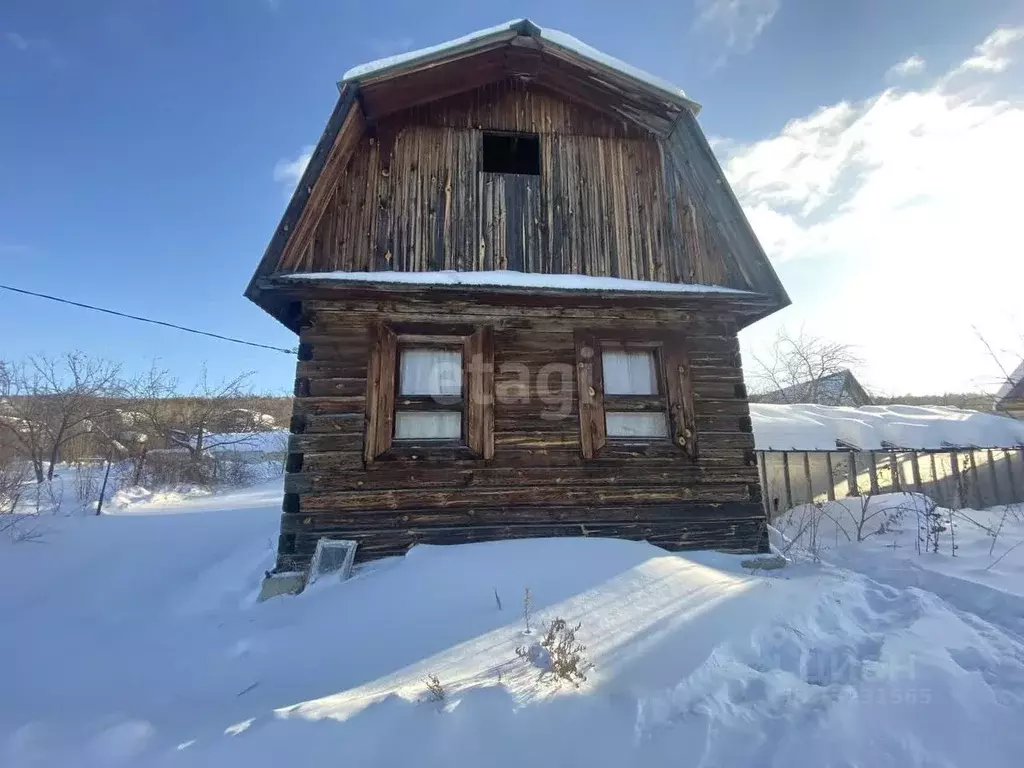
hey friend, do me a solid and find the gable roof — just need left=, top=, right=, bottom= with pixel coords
left=245, top=20, right=789, bottom=328
left=756, top=370, right=873, bottom=407
left=342, top=19, right=700, bottom=119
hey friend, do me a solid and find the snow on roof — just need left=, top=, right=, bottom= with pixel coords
left=752, top=403, right=1024, bottom=451
left=341, top=19, right=692, bottom=107
left=536, top=26, right=689, bottom=103
left=343, top=19, right=519, bottom=81
left=282, top=270, right=751, bottom=296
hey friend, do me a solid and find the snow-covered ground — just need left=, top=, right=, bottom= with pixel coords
left=5, top=457, right=285, bottom=518
left=3, top=481, right=1024, bottom=767
left=775, top=493, right=1024, bottom=624
left=751, top=402, right=1024, bottom=450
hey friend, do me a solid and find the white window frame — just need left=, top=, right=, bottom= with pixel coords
left=600, top=345, right=670, bottom=439
left=393, top=339, right=466, bottom=443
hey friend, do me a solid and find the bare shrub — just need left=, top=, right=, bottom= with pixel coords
left=846, top=495, right=906, bottom=542
left=423, top=674, right=445, bottom=703
left=776, top=501, right=826, bottom=561
left=33, top=479, right=63, bottom=515
left=210, top=455, right=258, bottom=487
left=516, top=617, right=590, bottom=687
left=261, top=442, right=287, bottom=479
left=0, top=459, right=29, bottom=514
left=985, top=539, right=1024, bottom=571
left=914, top=496, right=946, bottom=555
left=73, top=461, right=101, bottom=505
left=989, top=501, right=1022, bottom=556
left=778, top=495, right=911, bottom=560
left=522, top=587, right=533, bottom=635
left=0, top=514, right=45, bottom=543
left=139, top=450, right=197, bottom=488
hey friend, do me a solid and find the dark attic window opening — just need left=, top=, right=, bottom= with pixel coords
left=481, top=132, right=540, bottom=175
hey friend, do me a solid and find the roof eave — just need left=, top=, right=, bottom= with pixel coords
left=256, top=274, right=780, bottom=328
left=533, top=30, right=701, bottom=115
left=244, top=83, right=362, bottom=313
left=666, top=109, right=791, bottom=311
left=341, top=25, right=522, bottom=88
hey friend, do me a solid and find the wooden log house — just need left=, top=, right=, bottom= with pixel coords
left=245, top=20, right=791, bottom=570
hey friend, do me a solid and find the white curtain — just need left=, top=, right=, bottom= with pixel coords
left=602, top=350, right=657, bottom=395
left=395, top=411, right=462, bottom=440
left=605, top=411, right=669, bottom=438
left=400, top=348, right=462, bottom=396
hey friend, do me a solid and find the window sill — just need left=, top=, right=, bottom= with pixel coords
left=596, top=438, right=690, bottom=460
left=605, top=436, right=675, bottom=445
left=376, top=442, right=482, bottom=462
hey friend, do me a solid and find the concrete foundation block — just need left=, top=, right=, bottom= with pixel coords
left=257, top=571, right=307, bottom=601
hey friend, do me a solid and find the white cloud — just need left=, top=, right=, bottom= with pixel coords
left=694, top=0, right=779, bottom=64
left=956, top=26, right=1024, bottom=74
left=727, top=27, right=1024, bottom=395
left=886, top=54, right=925, bottom=79
left=3, top=30, right=63, bottom=67
left=5, top=31, right=29, bottom=51
left=273, top=146, right=313, bottom=191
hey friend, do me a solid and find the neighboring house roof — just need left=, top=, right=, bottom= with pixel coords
left=995, top=359, right=1024, bottom=406
left=757, top=370, right=873, bottom=407
left=244, top=19, right=791, bottom=328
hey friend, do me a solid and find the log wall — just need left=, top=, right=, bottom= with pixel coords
left=276, top=295, right=766, bottom=568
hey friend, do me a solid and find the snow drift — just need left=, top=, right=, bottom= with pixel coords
left=3, top=480, right=1024, bottom=766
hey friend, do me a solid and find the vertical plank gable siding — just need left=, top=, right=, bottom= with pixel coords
left=281, top=81, right=750, bottom=292
left=278, top=297, right=765, bottom=568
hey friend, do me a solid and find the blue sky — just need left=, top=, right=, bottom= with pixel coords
left=2, top=0, right=1023, bottom=395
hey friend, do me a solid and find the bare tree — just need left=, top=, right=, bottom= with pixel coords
left=750, top=327, right=863, bottom=403
left=0, top=353, right=124, bottom=482
left=129, top=364, right=258, bottom=485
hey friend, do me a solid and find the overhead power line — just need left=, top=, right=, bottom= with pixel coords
left=0, top=283, right=296, bottom=355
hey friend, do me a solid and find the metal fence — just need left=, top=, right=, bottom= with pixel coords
left=757, top=447, right=1024, bottom=519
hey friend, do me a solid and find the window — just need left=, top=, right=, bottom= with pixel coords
left=601, top=350, right=669, bottom=438
left=395, top=346, right=464, bottom=441
left=307, top=538, right=358, bottom=584
left=481, top=132, right=541, bottom=175
left=364, top=323, right=494, bottom=460
left=601, top=348, right=670, bottom=438
left=574, top=331, right=698, bottom=460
